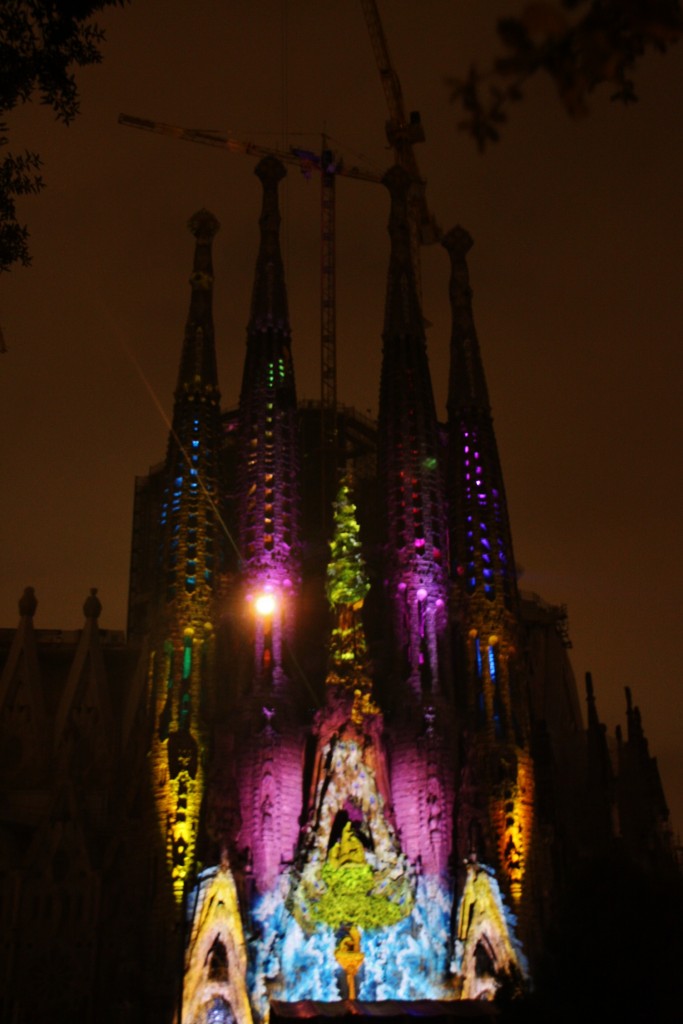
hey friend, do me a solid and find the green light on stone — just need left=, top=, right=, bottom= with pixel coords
left=183, top=642, right=192, bottom=680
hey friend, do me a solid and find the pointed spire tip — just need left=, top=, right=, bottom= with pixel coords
left=443, top=224, right=473, bottom=257
left=188, top=209, right=220, bottom=242
left=83, top=587, right=102, bottom=620
left=19, top=586, right=37, bottom=618
left=255, top=155, right=286, bottom=186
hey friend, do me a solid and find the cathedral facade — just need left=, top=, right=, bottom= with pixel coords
left=1, top=158, right=679, bottom=1024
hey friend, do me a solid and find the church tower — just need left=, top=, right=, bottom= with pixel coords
left=378, top=166, right=449, bottom=699
left=377, top=166, right=454, bottom=883
left=444, top=226, right=534, bottom=914
left=232, top=157, right=304, bottom=895
left=148, top=210, right=223, bottom=912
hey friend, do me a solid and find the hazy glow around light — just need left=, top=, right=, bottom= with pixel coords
left=254, top=592, right=277, bottom=616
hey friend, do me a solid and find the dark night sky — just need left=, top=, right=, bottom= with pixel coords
left=2, top=1, right=682, bottom=836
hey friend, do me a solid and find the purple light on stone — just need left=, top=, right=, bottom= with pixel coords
left=417, top=587, right=428, bottom=602
left=435, top=598, right=444, bottom=609
left=398, top=581, right=407, bottom=591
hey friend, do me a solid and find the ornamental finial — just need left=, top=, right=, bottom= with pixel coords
left=83, top=587, right=102, bottom=620
left=188, top=209, right=220, bottom=243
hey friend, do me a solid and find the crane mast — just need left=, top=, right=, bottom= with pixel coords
left=360, top=0, right=440, bottom=302
left=119, top=114, right=381, bottom=520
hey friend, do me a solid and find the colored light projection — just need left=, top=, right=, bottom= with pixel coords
left=324, top=478, right=371, bottom=688
left=291, top=724, right=413, bottom=934
left=238, top=158, right=300, bottom=687
left=452, top=860, right=528, bottom=1001
left=246, top=483, right=453, bottom=1011
left=378, top=167, right=448, bottom=695
left=153, top=212, right=222, bottom=908
left=153, top=625, right=212, bottom=905
left=490, top=750, right=535, bottom=905
left=291, top=484, right=412, bottom=939
left=180, top=863, right=254, bottom=1024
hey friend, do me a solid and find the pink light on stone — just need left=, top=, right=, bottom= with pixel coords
left=417, top=588, right=428, bottom=602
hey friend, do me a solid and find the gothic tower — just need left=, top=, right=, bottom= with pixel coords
left=444, top=226, right=534, bottom=916
left=377, top=166, right=454, bottom=882
left=148, top=209, right=223, bottom=916
left=233, top=157, right=304, bottom=895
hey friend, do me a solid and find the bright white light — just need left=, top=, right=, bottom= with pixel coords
left=255, top=593, right=277, bottom=616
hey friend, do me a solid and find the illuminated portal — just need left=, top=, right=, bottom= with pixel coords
left=180, top=863, right=254, bottom=1024
left=247, top=483, right=453, bottom=1012
left=452, top=860, right=527, bottom=1001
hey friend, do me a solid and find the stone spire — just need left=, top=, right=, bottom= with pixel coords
left=444, top=227, right=533, bottom=911
left=583, top=672, right=615, bottom=853
left=161, top=210, right=223, bottom=609
left=0, top=588, right=48, bottom=781
left=55, top=589, right=112, bottom=754
left=376, top=166, right=453, bottom=881
left=443, top=225, right=517, bottom=617
left=176, top=209, right=220, bottom=396
left=149, top=212, right=224, bottom=910
left=248, top=156, right=289, bottom=332
left=619, top=687, right=671, bottom=860
left=382, top=165, right=424, bottom=341
left=232, top=158, right=304, bottom=894
left=237, top=156, right=301, bottom=687
left=443, top=226, right=491, bottom=415
left=378, top=165, right=448, bottom=698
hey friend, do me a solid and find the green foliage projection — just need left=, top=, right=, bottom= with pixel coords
left=314, top=861, right=411, bottom=932
left=326, top=479, right=373, bottom=687
left=326, top=478, right=370, bottom=609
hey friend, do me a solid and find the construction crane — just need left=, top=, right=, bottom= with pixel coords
left=360, top=0, right=440, bottom=299
left=118, top=113, right=382, bottom=515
